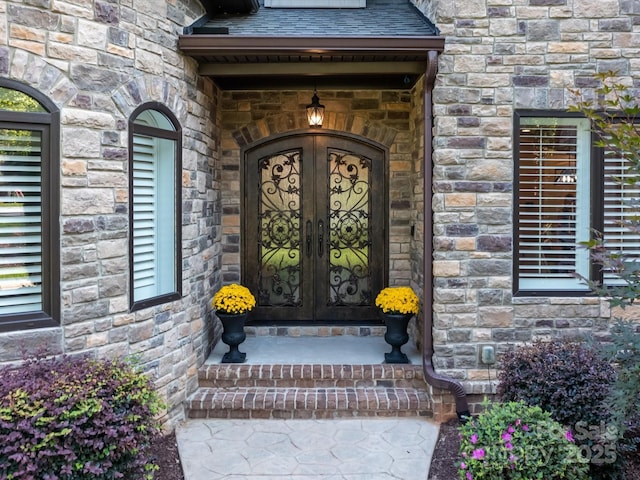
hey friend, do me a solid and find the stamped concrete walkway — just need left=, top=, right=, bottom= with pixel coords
left=176, top=417, right=439, bottom=480
left=176, top=336, right=439, bottom=479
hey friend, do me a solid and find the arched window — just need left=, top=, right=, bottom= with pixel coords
left=129, top=104, right=182, bottom=311
left=0, top=79, right=60, bottom=331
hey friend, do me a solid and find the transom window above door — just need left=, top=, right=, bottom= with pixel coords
left=514, top=111, right=640, bottom=295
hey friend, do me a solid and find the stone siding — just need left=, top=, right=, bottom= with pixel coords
left=430, top=0, right=640, bottom=396
left=0, top=0, right=220, bottom=428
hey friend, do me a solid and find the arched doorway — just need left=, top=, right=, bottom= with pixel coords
left=243, top=132, right=388, bottom=324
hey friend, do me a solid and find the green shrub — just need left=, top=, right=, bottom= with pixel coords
left=0, top=355, right=163, bottom=480
left=597, top=318, right=640, bottom=455
left=458, top=401, right=589, bottom=480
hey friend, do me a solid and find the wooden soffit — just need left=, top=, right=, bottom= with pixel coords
left=177, top=35, right=445, bottom=90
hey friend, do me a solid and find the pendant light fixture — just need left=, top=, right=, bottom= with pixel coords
left=306, top=89, right=325, bottom=128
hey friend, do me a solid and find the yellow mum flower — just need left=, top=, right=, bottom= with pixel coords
left=212, top=284, right=256, bottom=314
left=375, top=286, right=419, bottom=315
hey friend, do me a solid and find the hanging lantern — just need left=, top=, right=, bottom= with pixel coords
left=306, top=90, right=325, bottom=128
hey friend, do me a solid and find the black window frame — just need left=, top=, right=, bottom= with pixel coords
left=128, top=102, right=183, bottom=312
left=0, top=79, right=60, bottom=332
left=513, top=109, right=601, bottom=297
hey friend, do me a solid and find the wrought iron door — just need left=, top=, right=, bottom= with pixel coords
left=244, top=134, right=386, bottom=323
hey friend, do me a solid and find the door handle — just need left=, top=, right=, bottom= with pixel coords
left=306, top=220, right=312, bottom=257
left=318, top=220, right=324, bottom=257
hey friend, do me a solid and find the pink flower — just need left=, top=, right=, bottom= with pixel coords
left=565, top=430, right=575, bottom=443
left=470, top=433, right=478, bottom=444
left=466, top=472, right=473, bottom=480
left=505, top=442, right=513, bottom=450
left=471, top=448, right=485, bottom=460
left=460, top=461, right=467, bottom=469
left=522, top=424, right=529, bottom=431
left=508, top=425, right=515, bottom=434
left=515, top=419, right=521, bottom=426
left=501, top=432, right=512, bottom=442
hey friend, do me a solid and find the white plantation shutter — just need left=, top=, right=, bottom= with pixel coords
left=0, top=129, right=43, bottom=314
left=133, top=134, right=157, bottom=298
left=131, top=109, right=178, bottom=306
left=603, top=148, right=640, bottom=285
left=517, top=117, right=591, bottom=291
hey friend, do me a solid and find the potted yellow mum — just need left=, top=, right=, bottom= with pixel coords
left=212, top=284, right=256, bottom=363
left=375, top=286, right=420, bottom=364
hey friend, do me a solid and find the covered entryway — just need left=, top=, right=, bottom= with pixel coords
left=180, top=0, right=468, bottom=424
left=244, top=132, right=386, bottom=323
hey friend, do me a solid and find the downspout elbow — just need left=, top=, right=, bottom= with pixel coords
left=422, top=50, right=470, bottom=422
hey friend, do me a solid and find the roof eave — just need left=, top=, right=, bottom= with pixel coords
left=177, top=35, right=446, bottom=57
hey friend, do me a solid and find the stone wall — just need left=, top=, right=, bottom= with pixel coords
left=218, top=89, right=416, bottom=299
left=0, top=0, right=221, bottom=428
left=430, top=0, right=640, bottom=397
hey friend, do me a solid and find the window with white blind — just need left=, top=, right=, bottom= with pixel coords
left=129, top=105, right=181, bottom=311
left=602, top=143, right=640, bottom=285
left=0, top=81, right=59, bottom=331
left=515, top=112, right=640, bottom=294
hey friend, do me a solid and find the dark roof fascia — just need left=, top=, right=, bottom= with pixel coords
left=177, top=35, right=446, bottom=56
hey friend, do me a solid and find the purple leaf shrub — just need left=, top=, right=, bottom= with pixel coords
left=0, top=355, right=163, bottom=480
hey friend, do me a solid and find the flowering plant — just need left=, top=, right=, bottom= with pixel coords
left=375, top=286, right=419, bottom=315
left=212, top=284, right=256, bottom=314
left=458, top=400, right=589, bottom=480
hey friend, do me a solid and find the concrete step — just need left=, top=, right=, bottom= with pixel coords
left=186, top=386, right=432, bottom=419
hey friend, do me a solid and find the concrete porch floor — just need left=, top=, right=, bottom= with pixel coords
left=206, top=334, right=423, bottom=365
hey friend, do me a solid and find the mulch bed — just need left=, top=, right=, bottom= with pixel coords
left=151, top=432, right=185, bottom=480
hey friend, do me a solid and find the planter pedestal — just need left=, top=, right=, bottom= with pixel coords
left=381, top=312, right=412, bottom=364
left=217, top=313, right=248, bottom=363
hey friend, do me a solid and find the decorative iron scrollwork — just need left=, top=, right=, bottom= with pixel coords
left=257, top=151, right=302, bottom=307
left=326, top=149, right=372, bottom=307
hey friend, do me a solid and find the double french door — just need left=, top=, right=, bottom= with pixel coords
left=243, top=133, right=387, bottom=323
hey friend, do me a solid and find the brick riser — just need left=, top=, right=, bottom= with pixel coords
left=186, top=363, right=433, bottom=419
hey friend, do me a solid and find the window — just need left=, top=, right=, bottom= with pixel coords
left=0, top=80, right=59, bottom=331
left=264, top=0, right=366, bottom=7
left=129, top=104, right=181, bottom=311
left=514, top=111, right=640, bottom=294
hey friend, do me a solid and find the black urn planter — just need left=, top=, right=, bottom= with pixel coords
left=381, top=312, right=412, bottom=364
left=217, top=312, right=248, bottom=363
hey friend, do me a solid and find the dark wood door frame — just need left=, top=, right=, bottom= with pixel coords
left=241, top=130, right=388, bottom=325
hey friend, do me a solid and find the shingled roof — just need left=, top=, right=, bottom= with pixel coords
left=191, top=0, right=438, bottom=37
left=179, top=0, right=444, bottom=89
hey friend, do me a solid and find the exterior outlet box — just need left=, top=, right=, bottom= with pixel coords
left=480, top=345, right=496, bottom=364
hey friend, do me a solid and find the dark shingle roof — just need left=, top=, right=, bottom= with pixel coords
left=197, top=0, right=439, bottom=37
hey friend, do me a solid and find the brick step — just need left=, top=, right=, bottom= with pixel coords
left=186, top=386, right=432, bottom=419
left=198, top=363, right=426, bottom=389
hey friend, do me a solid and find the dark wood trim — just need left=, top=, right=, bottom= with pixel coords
left=241, top=130, right=388, bottom=324
left=178, top=35, right=446, bottom=56
left=199, top=61, right=428, bottom=77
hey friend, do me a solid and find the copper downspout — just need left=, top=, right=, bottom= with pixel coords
left=422, top=50, right=470, bottom=420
